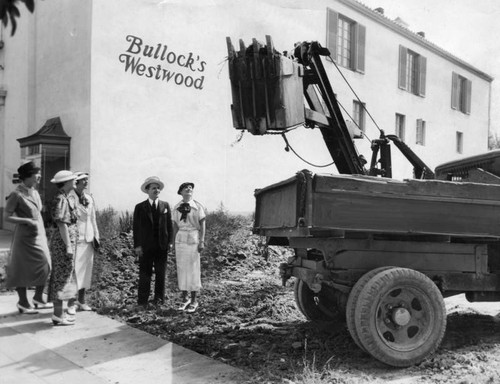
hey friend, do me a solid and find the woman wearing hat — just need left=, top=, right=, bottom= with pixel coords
left=3, top=161, right=51, bottom=314
left=173, top=182, right=206, bottom=313
left=47, top=170, right=79, bottom=325
left=67, top=172, right=99, bottom=313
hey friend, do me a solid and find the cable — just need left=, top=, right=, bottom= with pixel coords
left=329, top=54, right=383, bottom=134
left=281, top=133, right=335, bottom=168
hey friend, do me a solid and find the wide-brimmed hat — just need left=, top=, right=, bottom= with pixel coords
left=74, top=171, right=89, bottom=181
left=177, top=182, right=194, bottom=195
left=17, top=161, right=40, bottom=179
left=141, top=176, right=164, bottom=193
left=50, top=170, right=77, bottom=184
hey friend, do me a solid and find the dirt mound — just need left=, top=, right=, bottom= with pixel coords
left=88, top=226, right=500, bottom=384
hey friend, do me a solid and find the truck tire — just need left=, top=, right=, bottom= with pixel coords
left=293, top=279, right=341, bottom=321
left=346, top=266, right=394, bottom=352
left=355, top=267, right=446, bottom=367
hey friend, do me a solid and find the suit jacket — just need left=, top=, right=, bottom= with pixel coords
left=133, top=199, right=173, bottom=251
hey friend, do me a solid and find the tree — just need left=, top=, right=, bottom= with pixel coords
left=0, top=0, right=34, bottom=36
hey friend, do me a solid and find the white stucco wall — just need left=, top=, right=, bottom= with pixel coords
left=34, top=0, right=92, bottom=170
left=1, top=7, right=34, bottom=229
left=0, top=0, right=492, bottom=221
left=88, top=0, right=491, bottom=213
left=89, top=0, right=341, bottom=213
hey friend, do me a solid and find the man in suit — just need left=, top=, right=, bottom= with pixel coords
left=133, top=176, right=173, bottom=307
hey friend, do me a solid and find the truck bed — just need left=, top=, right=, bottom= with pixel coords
left=253, top=170, right=500, bottom=240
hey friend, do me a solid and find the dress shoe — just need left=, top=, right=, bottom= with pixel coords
left=52, top=314, right=75, bottom=326
left=17, top=303, right=38, bottom=315
left=178, top=299, right=191, bottom=311
left=76, top=301, right=92, bottom=311
left=67, top=305, right=77, bottom=315
left=33, top=299, right=54, bottom=309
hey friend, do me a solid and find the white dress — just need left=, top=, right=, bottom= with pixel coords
left=69, top=190, right=99, bottom=290
left=173, top=199, right=205, bottom=292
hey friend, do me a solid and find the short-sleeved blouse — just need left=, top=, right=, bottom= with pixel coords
left=51, top=192, right=78, bottom=224
left=173, top=200, right=206, bottom=230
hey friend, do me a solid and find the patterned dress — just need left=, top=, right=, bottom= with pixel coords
left=5, top=184, right=51, bottom=288
left=173, top=199, right=206, bottom=292
left=47, top=191, right=79, bottom=301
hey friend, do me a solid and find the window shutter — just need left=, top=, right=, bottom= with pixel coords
left=451, top=72, right=459, bottom=110
left=418, top=55, right=427, bottom=97
left=416, top=118, right=422, bottom=144
left=422, top=120, right=426, bottom=145
left=355, top=23, right=366, bottom=73
left=326, top=9, right=338, bottom=61
left=465, top=79, right=472, bottom=114
left=398, top=45, right=407, bottom=90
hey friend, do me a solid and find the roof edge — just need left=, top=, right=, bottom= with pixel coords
left=336, top=0, right=494, bottom=82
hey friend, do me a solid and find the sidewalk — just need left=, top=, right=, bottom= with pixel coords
left=0, top=228, right=246, bottom=384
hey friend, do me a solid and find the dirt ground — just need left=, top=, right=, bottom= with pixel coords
left=78, top=231, right=500, bottom=384
left=3, top=229, right=500, bottom=384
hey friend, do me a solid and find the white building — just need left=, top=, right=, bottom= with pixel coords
left=0, top=0, right=493, bottom=228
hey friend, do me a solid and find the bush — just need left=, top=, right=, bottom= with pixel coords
left=96, top=206, right=119, bottom=239
left=118, top=211, right=133, bottom=233
left=96, top=207, right=133, bottom=238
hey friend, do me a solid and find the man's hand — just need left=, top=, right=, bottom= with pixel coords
left=134, top=246, right=143, bottom=262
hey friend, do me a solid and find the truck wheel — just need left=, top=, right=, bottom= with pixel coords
left=346, top=266, right=394, bottom=352
left=355, top=267, right=446, bottom=367
left=293, top=279, right=341, bottom=321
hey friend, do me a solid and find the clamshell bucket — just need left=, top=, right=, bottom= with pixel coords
left=226, top=35, right=305, bottom=135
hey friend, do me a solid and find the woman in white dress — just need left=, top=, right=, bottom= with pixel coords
left=67, top=172, right=99, bottom=313
left=173, top=182, right=206, bottom=313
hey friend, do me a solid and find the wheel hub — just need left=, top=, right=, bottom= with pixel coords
left=391, top=307, right=411, bottom=326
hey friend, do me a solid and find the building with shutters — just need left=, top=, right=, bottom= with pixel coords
left=0, top=0, right=493, bottom=228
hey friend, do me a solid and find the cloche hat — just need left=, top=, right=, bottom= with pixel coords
left=50, top=170, right=77, bottom=184
left=177, top=182, right=194, bottom=195
left=17, top=161, right=40, bottom=179
left=141, top=176, right=165, bottom=193
left=74, top=171, right=89, bottom=180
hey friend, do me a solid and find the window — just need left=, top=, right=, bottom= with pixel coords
left=416, top=119, right=426, bottom=145
left=452, top=72, right=472, bottom=114
left=338, top=17, right=353, bottom=68
left=395, top=113, right=405, bottom=142
left=398, top=46, right=426, bottom=96
left=327, top=8, right=365, bottom=73
left=456, top=131, right=463, bottom=153
left=353, top=100, right=365, bottom=132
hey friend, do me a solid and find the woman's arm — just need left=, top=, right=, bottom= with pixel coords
left=198, top=218, right=206, bottom=252
left=57, top=222, right=73, bottom=255
left=90, top=195, right=100, bottom=240
left=4, top=212, right=37, bottom=227
left=4, top=192, right=37, bottom=227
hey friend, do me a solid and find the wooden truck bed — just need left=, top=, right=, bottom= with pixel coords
left=253, top=170, right=500, bottom=240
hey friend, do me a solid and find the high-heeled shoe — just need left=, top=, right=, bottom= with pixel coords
left=17, top=303, right=38, bottom=315
left=51, top=314, right=75, bottom=326
left=76, top=301, right=92, bottom=311
left=33, top=299, right=54, bottom=309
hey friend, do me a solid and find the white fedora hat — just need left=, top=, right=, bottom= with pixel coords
left=50, top=170, right=77, bottom=184
left=141, top=176, right=164, bottom=193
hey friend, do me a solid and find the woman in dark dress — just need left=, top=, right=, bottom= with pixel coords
left=47, top=170, right=78, bottom=326
left=3, top=162, right=51, bottom=314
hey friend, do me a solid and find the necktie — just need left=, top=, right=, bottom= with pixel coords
left=151, top=201, right=156, bottom=211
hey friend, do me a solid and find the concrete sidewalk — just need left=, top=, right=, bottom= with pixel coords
left=0, top=293, right=245, bottom=384
left=0, top=227, right=246, bottom=383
